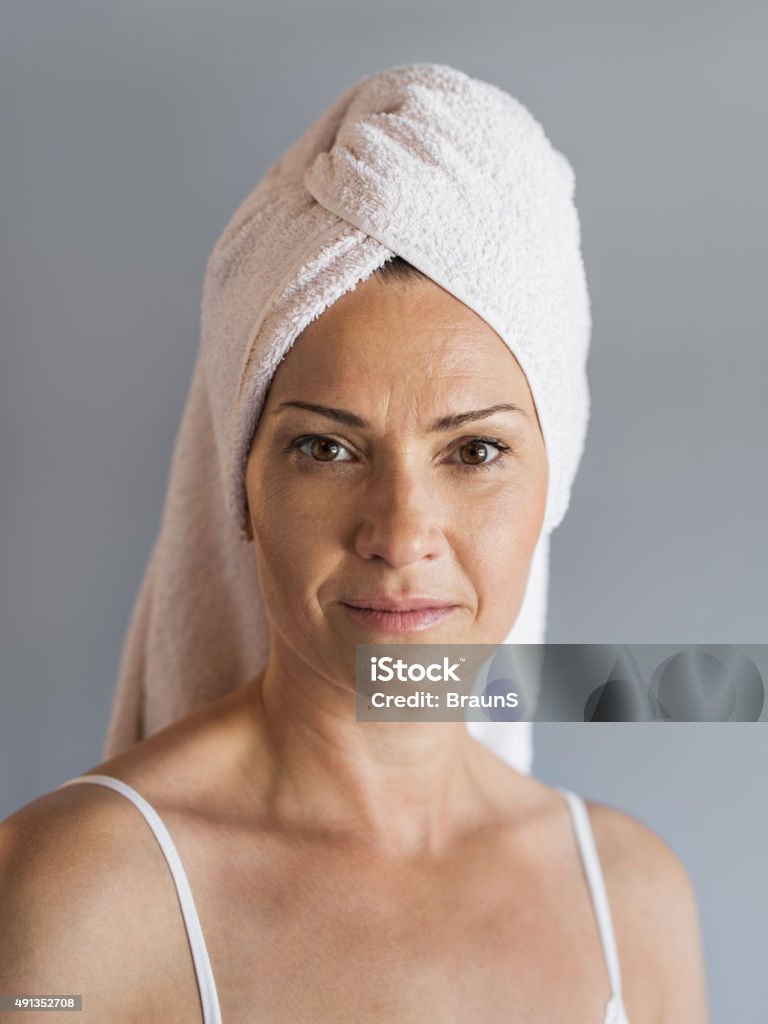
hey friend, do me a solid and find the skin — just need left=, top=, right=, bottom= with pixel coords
left=236, top=270, right=549, bottom=852
left=0, top=274, right=709, bottom=1023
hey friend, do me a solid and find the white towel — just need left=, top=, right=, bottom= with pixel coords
left=103, top=62, right=591, bottom=775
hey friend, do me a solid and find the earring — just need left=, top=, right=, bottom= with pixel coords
left=239, top=526, right=252, bottom=543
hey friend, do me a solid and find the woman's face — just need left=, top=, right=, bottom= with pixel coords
left=245, top=273, right=548, bottom=677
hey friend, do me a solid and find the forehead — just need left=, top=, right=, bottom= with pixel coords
left=270, top=275, right=529, bottom=400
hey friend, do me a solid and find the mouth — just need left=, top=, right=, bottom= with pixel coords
left=340, top=598, right=458, bottom=634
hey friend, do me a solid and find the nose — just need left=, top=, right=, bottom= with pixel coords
left=353, top=465, right=449, bottom=567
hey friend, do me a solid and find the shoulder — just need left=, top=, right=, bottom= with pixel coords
left=584, top=799, right=710, bottom=1022
left=0, top=780, right=200, bottom=1022
left=584, top=798, right=691, bottom=896
left=0, top=778, right=152, bottom=913
left=583, top=798, right=701, bottom=929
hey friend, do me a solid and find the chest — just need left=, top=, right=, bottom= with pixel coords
left=158, top=832, right=616, bottom=1024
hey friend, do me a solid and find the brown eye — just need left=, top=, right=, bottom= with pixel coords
left=449, top=438, right=510, bottom=473
left=458, top=440, right=493, bottom=465
left=294, top=436, right=354, bottom=463
left=310, top=438, right=342, bottom=461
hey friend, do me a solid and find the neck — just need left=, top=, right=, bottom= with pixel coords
left=237, top=644, right=522, bottom=856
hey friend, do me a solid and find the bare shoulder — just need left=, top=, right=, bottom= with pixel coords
left=0, top=782, right=201, bottom=1023
left=584, top=799, right=711, bottom=1023
left=584, top=798, right=691, bottom=893
left=0, top=776, right=169, bottom=898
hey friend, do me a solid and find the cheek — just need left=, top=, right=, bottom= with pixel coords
left=452, top=477, right=545, bottom=605
left=248, top=473, right=341, bottom=596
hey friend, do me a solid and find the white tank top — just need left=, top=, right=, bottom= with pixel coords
left=56, top=774, right=631, bottom=1023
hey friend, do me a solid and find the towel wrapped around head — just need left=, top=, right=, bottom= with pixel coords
left=102, top=62, right=591, bottom=773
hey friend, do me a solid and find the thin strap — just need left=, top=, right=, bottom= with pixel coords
left=55, top=774, right=223, bottom=1024
left=557, top=787, right=624, bottom=1003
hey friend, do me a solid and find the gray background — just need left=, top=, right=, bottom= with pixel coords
left=1, top=1, right=766, bottom=1018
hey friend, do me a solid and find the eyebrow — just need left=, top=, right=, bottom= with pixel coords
left=273, top=400, right=529, bottom=432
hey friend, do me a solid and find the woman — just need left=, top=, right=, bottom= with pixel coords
left=0, top=63, right=709, bottom=1022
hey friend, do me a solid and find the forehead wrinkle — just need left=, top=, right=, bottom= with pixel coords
left=280, top=355, right=520, bottom=411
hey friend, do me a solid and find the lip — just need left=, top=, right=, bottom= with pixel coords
left=340, top=598, right=458, bottom=635
left=342, top=597, right=457, bottom=611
